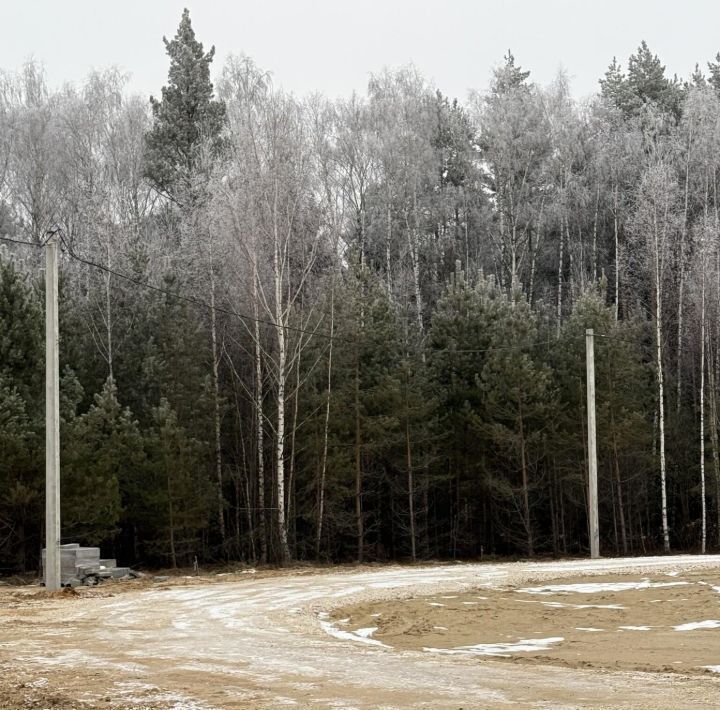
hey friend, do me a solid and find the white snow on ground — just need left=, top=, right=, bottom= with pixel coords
left=698, top=580, right=720, bottom=594
left=619, top=626, right=651, bottom=631
left=517, top=580, right=689, bottom=595
left=424, top=637, right=565, bottom=657
left=674, top=620, right=720, bottom=631
left=319, top=620, right=389, bottom=647
left=575, top=628, right=603, bottom=632
left=545, top=601, right=625, bottom=609
left=703, top=665, right=720, bottom=673
left=517, top=600, right=625, bottom=609
left=353, top=627, right=378, bottom=638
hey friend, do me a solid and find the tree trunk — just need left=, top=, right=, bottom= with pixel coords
left=315, top=278, right=334, bottom=559
left=518, top=397, right=533, bottom=557
left=355, top=360, right=364, bottom=562
left=612, top=432, right=628, bottom=555
left=592, top=182, right=600, bottom=281
left=654, top=224, right=670, bottom=552
left=676, top=149, right=692, bottom=414
left=274, top=213, right=290, bottom=564
left=613, top=184, right=620, bottom=322
left=209, top=259, right=225, bottom=545
left=556, top=215, right=564, bottom=337
left=701, top=258, right=707, bottom=553
left=285, top=349, right=301, bottom=534
left=167, top=462, right=177, bottom=569
left=253, top=268, right=267, bottom=564
left=406, top=400, right=416, bottom=562
left=708, top=347, right=720, bottom=548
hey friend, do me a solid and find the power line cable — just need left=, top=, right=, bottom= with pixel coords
left=0, top=235, right=41, bottom=248
left=0, top=233, right=642, bottom=356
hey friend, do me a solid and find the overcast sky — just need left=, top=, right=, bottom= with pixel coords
left=3, top=0, right=719, bottom=103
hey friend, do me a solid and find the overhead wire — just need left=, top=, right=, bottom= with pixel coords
left=0, top=233, right=639, bottom=356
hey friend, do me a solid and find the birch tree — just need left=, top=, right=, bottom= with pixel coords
left=628, top=163, right=681, bottom=551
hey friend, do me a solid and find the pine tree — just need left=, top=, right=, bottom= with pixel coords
left=0, top=256, right=43, bottom=405
left=491, top=51, right=531, bottom=95
left=427, top=270, right=503, bottom=555
left=62, top=378, right=142, bottom=545
left=480, top=291, right=551, bottom=558
left=626, top=41, right=683, bottom=118
left=0, top=256, right=43, bottom=571
left=144, top=8, right=226, bottom=200
left=141, top=399, right=210, bottom=567
left=0, top=375, right=40, bottom=571
left=708, top=53, right=720, bottom=93
left=600, top=57, right=636, bottom=115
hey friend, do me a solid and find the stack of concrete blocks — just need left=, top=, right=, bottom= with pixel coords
left=41, top=543, right=134, bottom=586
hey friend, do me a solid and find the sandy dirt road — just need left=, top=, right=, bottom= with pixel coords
left=2, top=555, right=720, bottom=708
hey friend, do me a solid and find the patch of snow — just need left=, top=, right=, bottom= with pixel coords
left=575, top=628, right=603, bottom=632
left=368, top=575, right=465, bottom=590
left=698, top=581, right=720, bottom=594
left=619, top=626, right=651, bottom=631
left=433, top=626, right=448, bottom=631
left=353, top=627, right=378, bottom=638
left=674, top=619, right=720, bottom=631
left=703, top=665, right=720, bottom=673
left=319, top=620, right=389, bottom=647
left=518, top=580, right=688, bottom=595
left=331, top=585, right=366, bottom=598
left=424, top=636, right=564, bottom=657
left=427, top=602, right=445, bottom=607
left=521, top=600, right=624, bottom=610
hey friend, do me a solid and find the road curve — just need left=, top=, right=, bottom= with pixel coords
left=5, top=555, right=720, bottom=708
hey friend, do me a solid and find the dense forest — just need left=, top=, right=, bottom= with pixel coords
left=2, top=11, right=720, bottom=572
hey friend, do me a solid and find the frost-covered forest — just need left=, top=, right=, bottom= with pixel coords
left=3, top=10, right=720, bottom=571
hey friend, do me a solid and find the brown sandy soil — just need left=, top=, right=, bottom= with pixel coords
left=2, top=557, right=720, bottom=708
left=331, top=569, right=720, bottom=675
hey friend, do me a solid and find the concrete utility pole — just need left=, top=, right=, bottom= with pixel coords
left=586, top=328, right=600, bottom=559
left=44, top=232, right=61, bottom=590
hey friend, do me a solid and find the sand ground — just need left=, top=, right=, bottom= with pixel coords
left=1, top=556, right=720, bottom=708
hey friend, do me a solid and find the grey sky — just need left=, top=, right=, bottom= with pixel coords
left=3, top=0, right=719, bottom=102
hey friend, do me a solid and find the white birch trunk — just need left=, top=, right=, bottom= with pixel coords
left=273, top=187, right=290, bottom=564
left=613, top=185, right=620, bottom=322
left=701, top=262, right=707, bottom=554
left=253, top=266, right=267, bottom=564
left=556, top=216, right=564, bottom=337
left=654, top=220, right=670, bottom=552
